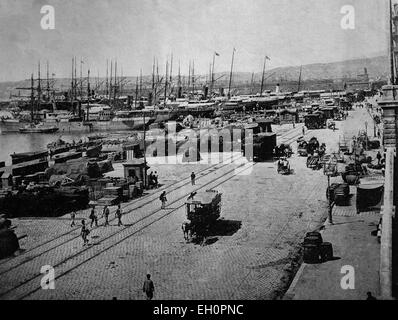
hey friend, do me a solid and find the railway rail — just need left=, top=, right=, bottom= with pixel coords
left=0, top=125, right=301, bottom=300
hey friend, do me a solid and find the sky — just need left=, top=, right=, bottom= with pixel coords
left=0, top=0, right=391, bottom=81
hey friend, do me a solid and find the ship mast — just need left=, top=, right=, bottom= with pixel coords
left=192, top=60, right=195, bottom=98
left=155, top=58, right=159, bottom=105
left=106, top=59, right=109, bottom=98
left=110, top=60, right=113, bottom=102
left=140, top=68, right=143, bottom=101
left=250, top=72, right=254, bottom=95
left=390, top=0, right=395, bottom=85
left=297, top=65, right=303, bottom=92
left=228, top=48, right=236, bottom=99
left=114, top=60, right=117, bottom=107
left=211, top=52, right=216, bottom=97
left=30, top=74, right=34, bottom=122
left=260, top=56, right=267, bottom=97
left=120, top=67, right=123, bottom=97
left=80, top=58, right=83, bottom=100
left=135, top=76, right=139, bottom=108
left=178, top=60, right=181, bottom=98
left=37, top=61, right=42, bottom=118
left=169, top=53, right=173, bottom=94
left=188, top=61, right=191, bottom=94
left=87, top=69, right=90, bottom=121
left=164, top=59, right=169, bottom=107
left=46, top=61, right=50, bottom=102
left=74, top=56, right=77, bottom=101
left=71, top=57, right=74, bottom=103
left=151, top=57, right=155, bottom=105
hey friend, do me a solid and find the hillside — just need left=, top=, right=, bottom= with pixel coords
left=0, top=55, right=389, bottom=101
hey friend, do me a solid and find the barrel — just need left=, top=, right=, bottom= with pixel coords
left=345, top=174, right=359, bottom=185
left=340, top=183, right=350, bottom=197
left=304, top=233, right=323, bottom=246
left=305, top=231, right=323, bottom=242
left=334, top=185, right=349, bottom=205
left=303, top=244, right=320, bottom=263
left=320, top=242, right=333, bottom=262
left=356, top=183, right=384, bottom=213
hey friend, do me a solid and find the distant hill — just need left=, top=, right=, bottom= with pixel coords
left=0, top=55, right=389, bottom=101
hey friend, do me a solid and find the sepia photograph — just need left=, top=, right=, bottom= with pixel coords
left=0, top=0, right=396, bottom=307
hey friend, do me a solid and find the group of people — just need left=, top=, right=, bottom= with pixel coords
left=277, top=157, right=290, bottom=173
left=148, top=171, right=159, bottom=189
left=71, top=204, right=124, bottom=246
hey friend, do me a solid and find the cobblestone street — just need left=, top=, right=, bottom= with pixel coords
left=0, top=108, right=375, bottom=300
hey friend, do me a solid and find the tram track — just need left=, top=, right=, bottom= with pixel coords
left=0, top=159, right=257, bottom=300
left=0, top=126, right=300, bottom=299
left=0, top=153, right=241, bottom=274
left=1, top=126, right=299, bottom=269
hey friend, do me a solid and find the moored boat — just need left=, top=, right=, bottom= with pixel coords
left=10, top=150, right=48, bottom=165
left=19, top=124, right=59, bottom=134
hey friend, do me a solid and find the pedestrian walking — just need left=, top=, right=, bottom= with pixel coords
left=191, top=172, right=196, bottom=186
left=376, top=151, right=382, bottom=165
left=103, top=205, right=110, bottom=227
left=142, top=274, right=155, bottom=300
left=302, top=126, right=305, bottom=136
left=89, top=207, right=98, bottom=228
left=80, top=220, right=89, bottom=246
left=70, top=211, right=76, bottom=227
left=377, top=129, right=381, bottom=139
left=160, top=191, right=167, bottom=209
left=116, top=204, right=123, bottom=226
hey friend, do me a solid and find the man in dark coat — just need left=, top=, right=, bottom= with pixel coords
left=376, top=151, right=382, bottom=165
left=191, top=172, right=196, bottom=186
left=143, top=274, right=155, bottom=300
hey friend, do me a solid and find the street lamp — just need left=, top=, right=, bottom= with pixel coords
left=324, top=160, right=337, bottom=224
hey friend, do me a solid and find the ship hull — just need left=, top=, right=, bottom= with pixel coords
left=0, top=117, right=156, bottom=133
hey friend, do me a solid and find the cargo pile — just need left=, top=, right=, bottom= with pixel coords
left=302, top=231, right=333, bottom=264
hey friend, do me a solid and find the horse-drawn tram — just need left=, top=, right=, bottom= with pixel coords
left=182, top=190, right=222, bottom=244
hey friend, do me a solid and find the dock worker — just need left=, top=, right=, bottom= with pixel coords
left=149, top=171, right=155, bottom=188
left=191, top=172, right=196, bottom=186
left=103, top=205, right=110, bottom=227
left=376, top=151, right=382, bottom=165
left=80, top=220, right=89, bottom=246
left=89, top=207, right=98, bottom=228
left=160, top=191, right=167, bottom=209
left=142, top=274, right=155, bottom=300
left=116, top=204, right=123, bottom=226
left=70, top=211, right=76, bottom=227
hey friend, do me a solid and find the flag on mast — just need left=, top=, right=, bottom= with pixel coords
left=215, top=51, right=220, bottom=56
left=266, top=56, right=270, bottom=60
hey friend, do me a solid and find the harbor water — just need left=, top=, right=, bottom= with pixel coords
left=0, top=133, right=87, bottom=165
